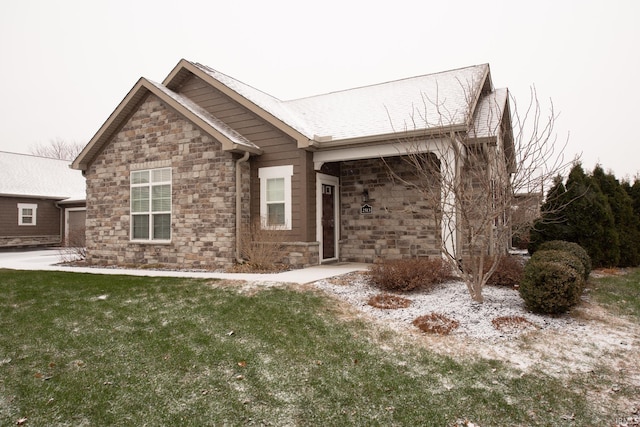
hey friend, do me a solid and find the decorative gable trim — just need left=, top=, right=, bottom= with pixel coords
left=163, top=59, right=313, bottom=149
left=72, top=78, right=262, bottom=172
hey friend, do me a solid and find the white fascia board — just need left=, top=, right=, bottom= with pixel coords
left=312, top=137, right=452, bottom=170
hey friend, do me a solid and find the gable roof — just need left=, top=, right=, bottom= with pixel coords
left=285, top=64, right=490, bottom=142
left=469, top=87, right=509, bottom=139
left=73, top=59, right=510, bottom=170
left=163, top=60, right=314, bottom=147
left=175, top=60, right=492, bottom=146
left=72, top=77, right=262, bottom=171
left=0, top=151, right=86, bottom=200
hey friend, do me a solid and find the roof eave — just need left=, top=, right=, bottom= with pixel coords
left=72, top=77, right=149, bottom=171
left=465, top=64, right=492, bottom=128
left=0, top=192, right=69, bottom=200
left=165, top=60, right=310, bottom=148
left=72, top=78, right=262, bottom=171
left=311, top=124, right=468, bottom=150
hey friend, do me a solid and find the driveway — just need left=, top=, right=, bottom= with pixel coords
left=0, top=248, right=368, bottom=284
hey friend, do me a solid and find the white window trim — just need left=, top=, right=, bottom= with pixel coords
left=258, top=165, right=293, bottom=230
left=17, top=203, right=37, bottom=226
left=316, top=173, right=340, bottom=262
left=130, top=167, right=172, bottom=243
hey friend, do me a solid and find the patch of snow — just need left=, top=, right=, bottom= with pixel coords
left=312, top=274, right=640, bottom=381
left=313, top=275, right=565, bottom=341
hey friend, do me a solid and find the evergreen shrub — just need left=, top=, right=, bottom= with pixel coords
left=537, top=240, right=592, bottom=279
left=530, top=249, right=586, bottom=286
left=519, top=257, right=584, bottom=314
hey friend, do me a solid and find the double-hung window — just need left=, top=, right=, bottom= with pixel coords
left=258, top=165, right=293, bottom=230
left=130, top=168, right=172, bottom=241
left=17, top=203, right=37, bottom=226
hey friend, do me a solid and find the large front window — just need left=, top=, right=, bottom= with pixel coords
left=130, top=168, right=172, bottom=241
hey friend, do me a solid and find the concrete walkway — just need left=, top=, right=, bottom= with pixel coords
left=0, top=248, right=369, bottom=284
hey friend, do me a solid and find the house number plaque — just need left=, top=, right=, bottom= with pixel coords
left=360, top=204, right=373, bottom=214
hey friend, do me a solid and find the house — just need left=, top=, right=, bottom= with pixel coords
left=511, top=192, right=544, bottom=249
left=0, top=151, right=86, bottom=248
left=72, top=59, right=514, bottom=269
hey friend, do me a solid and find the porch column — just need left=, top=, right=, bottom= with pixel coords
left=433, top=136, right=461, bottom=261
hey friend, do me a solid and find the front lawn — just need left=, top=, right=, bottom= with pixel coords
left=0, top=270, right=620, bottom=426
left=590, top=268, right=640, bottom=319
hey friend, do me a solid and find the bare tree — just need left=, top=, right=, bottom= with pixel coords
left=386, top=85, right=574, bottom=303
left=29, top=138, right=84, bottom=161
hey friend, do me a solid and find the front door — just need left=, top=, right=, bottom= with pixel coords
left=322, top=184, right=335, bottom=259
left=317, top=173, right=339, bottom=262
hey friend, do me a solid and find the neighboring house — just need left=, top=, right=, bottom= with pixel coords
left=72, top=59, right=514, bottom=269
left=0, top=152, right=86, bottom=248
left=511, top=192, right=543, bottom=249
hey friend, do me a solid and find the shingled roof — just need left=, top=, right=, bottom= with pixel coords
left=192, top=61, right=494, bottom=143
left=73, top=60, right=511, bottom=170
left=0, top=151, right=85, bottom=200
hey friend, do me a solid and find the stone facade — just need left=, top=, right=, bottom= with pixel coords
left=85, top=95, right=244, bottom=269
left=282, top=242, right=320, bottom=268
left=339, top=157, right=441, bottom=263
left=0, top=235, right=61, bottom=248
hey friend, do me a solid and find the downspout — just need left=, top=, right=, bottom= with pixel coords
left=235, top=151, right=250, bottom=263
left=55, top=201, right=65, bottom=246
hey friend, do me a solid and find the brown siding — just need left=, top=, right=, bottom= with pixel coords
left=178, top=75, right=313, bottom=243
left=178, top=76, right=299, bottom=153
left=0, top=196, right=62, bottom=247
left=302, top=150, right=317, bottom=241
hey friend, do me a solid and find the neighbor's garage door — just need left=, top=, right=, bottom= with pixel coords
left=66, top=209, right=86, bottom=246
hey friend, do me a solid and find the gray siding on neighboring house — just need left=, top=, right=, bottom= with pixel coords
left=0, top=196, right=62, bottom=247
left=84, top=94, right=242, bottom=269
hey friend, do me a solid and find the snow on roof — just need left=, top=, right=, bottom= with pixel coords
left=146, top=79, right=260, bottom=151
left=469, top=88, right=509, bottom=139
left=192, top=62, right=490, bottom=142
left=0, top=152, right=86, bottom=200
left=285, top=64, right=489, bottom=140
left=192, top=63, right=316, bottom=138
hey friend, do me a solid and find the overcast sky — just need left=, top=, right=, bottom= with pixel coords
left=1, top=0, right=638, bottom=178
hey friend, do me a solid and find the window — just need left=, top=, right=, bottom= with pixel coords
left=259, top=165, right=293, bottom=229
left=17, top=203, right=37, bottom=226
left=130, top=168, right=172, bottom=241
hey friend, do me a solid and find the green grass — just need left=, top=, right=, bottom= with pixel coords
left=590, top=268, right=640, bottom=319
left=0, top=270, right=617, bottom=426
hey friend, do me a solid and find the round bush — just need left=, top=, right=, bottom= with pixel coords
left=530, top=249, right=586, bottom=288
left=537, top=240, right=592, bottom=279
left=519, top=259, right=584, bottom=314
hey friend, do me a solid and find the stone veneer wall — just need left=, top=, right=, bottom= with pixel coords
left=282, top=242, right=319, bottom=268
left=339, top=157, right=441, bottom=263
left=0, top=235, right=61, bottom=248
left=85, top=95, right=244, bottom=270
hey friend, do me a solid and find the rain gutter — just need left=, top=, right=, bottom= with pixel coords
left=235, top=151, right=250, bottom=263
